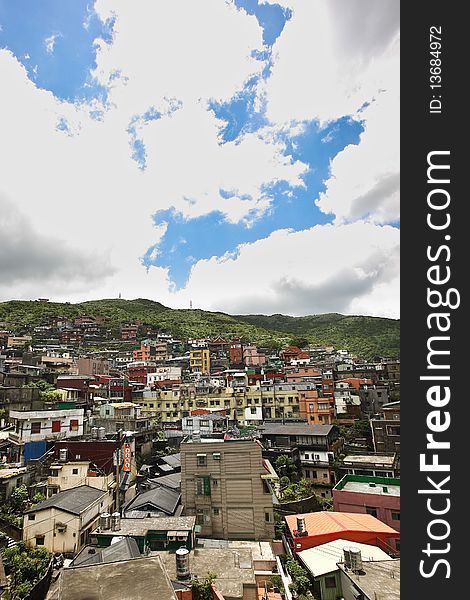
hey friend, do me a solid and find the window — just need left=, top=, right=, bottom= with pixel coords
left=265, top=512, right=272, bottom=523
left=304, top=453, right=310, bottom=459
left=391, top=511, right=400, bottom=521
left=186, top=419, right=193, bottom=426
left=366, top=506, right=378, bottom=518
left=312, top=471, right=318, bottom=479
left=28, top=514, right=36, bottom=521
left=314, top=454, right=320, bottom=460
left=197, top=454, right=207, bottom=467
left=200, top=420, right=209, bottom=427
left=212, top=453, right=221, bottom=461
left=325, top=576, right=336, bottom=589
left=70, top=419, right=79, bottom=432
left=323, top=473, right=329, bottom=478
left=72, top=468, right=79, bottom=475
left=250, top=407, right=257, bottom=414
left=35, top=536, right=45, bottom=546
left=213, top=507, right=220, bottom=516
left=52, top=420, right=61, bottom=433
left=196, top=476, right=211, bottom=496
left=31, top=422, right=41, bottom=434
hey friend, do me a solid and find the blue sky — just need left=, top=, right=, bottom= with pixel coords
left=0, top=0, right=114, bottom=101
left=0, top=0, right=399, bottom=316
left=145, top=116, right=363, bottom=288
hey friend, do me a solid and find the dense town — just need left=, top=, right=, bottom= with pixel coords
left=0, top=311, right=400, bottom=600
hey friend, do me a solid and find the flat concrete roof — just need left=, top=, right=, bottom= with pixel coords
left=96, top=516, right=196, bottom=537
left=340, top=480, right=400, bottom=497
left=159, top=547, right=255, bottom=600
left=343, top=454, right=395, bottom=466
left=60, top=556, right=176, bottom=600
left=197, top=538, right=275, bottom=563
left=338, top=559, right=400, bottom=600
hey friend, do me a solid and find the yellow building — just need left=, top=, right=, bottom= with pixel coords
left=189, top=348, right=211, bottom=374
left=138, top=383, right=307, bottom=425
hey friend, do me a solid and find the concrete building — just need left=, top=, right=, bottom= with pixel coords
left=337, top=453, right=400, bottom=479
left=181, top=438, right=275, bottom=540
left=333, top=475, right=400, bottom=551
left=337, top=559, right=400, bottom=600
left=76, top=357, right=110, bottom=377
left=371, top=402, right=401, bottom=454
left=47, top=460, right=116, bottom=498
left=259, top=423, right=343, bottom=497
left=0, top=466, right=31, bottom=500
left=298, top=539, right=394, bottom=600
left=23, top=485, right=113, bottom=554
left=181, top=413, right=228, bottom=436
left=59, top=554, right=177, bottom=600
left=92, top=515, right=196, bottom=551
left=189, top=348, right=211, bottom=374
left=9, top=407, right=85, bottom=443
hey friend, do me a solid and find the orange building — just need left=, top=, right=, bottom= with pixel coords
left=298, top=389, right=335, bottom=425
left=285, top=511, right=399, bottom=554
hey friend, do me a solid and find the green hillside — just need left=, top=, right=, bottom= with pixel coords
left=0, top=299, right=399, bottom=359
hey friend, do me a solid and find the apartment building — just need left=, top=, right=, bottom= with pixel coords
left=181, top=438, right=275, bottom=540
left=189, top=348, right=211, bottom=374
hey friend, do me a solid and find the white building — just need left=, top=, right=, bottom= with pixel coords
left=181, top=414, right=228, bottom=436
left=147, top=366, right=182, bottom=385
left=9, top=408, right=85, bottom=443
left=47, top=461, right=116, bottom=498
left=23, top=485, right=113, bottom=554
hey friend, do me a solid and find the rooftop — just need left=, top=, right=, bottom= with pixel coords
left=342, top=454, right=396, bottom=467
left=160, top=547, right=255, bottom=600
left=298, top=538, right=393, bottom=578
left=25, top=485, right=107, bottom=516
left=124, top=486, right=181, bottom=515
left=285, top=512, right=399, bottom=539
left=60, top=556, right=176, bottom=600
left=71, top=537, right=141, bottom=567
left=334, top=475, right=400, bottom=496
left=338, top=559, right=400, bottom=600
left=260, top=423, right=335, bottom=436
left=95, top=516, right=196, bottom=537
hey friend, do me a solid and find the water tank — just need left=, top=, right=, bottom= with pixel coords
left=349, top=547, right=363, bottom=572
left=192, top=430, right=201, bottom=443
left=91, top=427, right=98, bottom=439
left=343, top=547, right=352, bottom=569
left=111, top=512, right=121, bottom=531
left=97, top=427, right=106, bottom=439
left=175, top=547, right=190, bottom=579
left=296, top=516, right=306, bottom=533
left=100, top=513, right=111, bottom=530
left=59, top=448, right=68, bottom=462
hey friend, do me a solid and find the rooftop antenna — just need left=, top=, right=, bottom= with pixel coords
left=190, top=300, right=193, bottom=309
left=119, top=292, right=122, bottom=299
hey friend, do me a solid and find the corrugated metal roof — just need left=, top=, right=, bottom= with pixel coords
left=25, top=485, right=107, bottom=516
left=286, top=512, right=399, bottom=537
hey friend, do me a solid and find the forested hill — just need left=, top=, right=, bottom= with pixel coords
left=0, top=299, right=399, bottom=359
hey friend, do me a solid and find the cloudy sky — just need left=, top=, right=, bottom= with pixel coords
left=0, top=0, right=399, bottom=318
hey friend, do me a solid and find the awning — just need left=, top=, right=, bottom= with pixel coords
left=167, top=531, right=189, bottom=538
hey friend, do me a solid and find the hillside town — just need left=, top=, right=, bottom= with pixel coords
left=0, top=312, right=400, bottom=600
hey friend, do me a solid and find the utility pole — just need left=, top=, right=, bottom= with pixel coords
left=115, top=430, right=122, bottom=514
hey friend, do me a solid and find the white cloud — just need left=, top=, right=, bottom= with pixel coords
left=0, top=0, right=400, bottom=318
left=166, top=222, right=400, bottom=318
left=44, top=33, right=61, bottom=54
left=316, top=88, right=400, bottom=224
left=263, top=0, right=399, bottom=126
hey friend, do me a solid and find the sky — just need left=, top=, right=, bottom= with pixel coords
left=0, top=0, right=399, bottom=318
